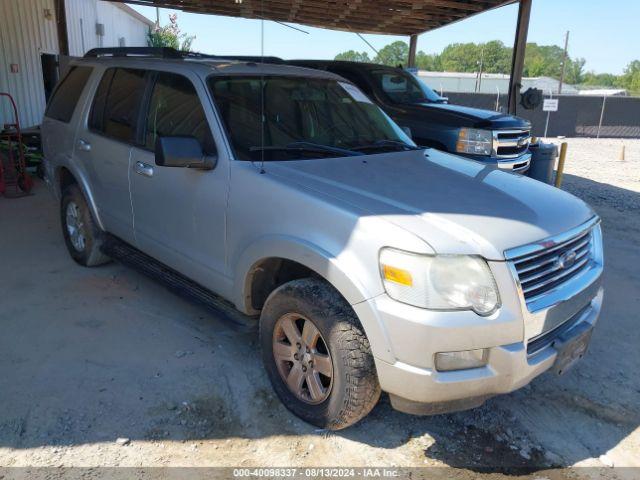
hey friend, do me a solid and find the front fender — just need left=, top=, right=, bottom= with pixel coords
left=232, top=235, right=394, bottom=362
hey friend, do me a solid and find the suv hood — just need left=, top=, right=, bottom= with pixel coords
left=410, top=102, right=531, bottom=130
left=267, top=150, right=594, bottom=260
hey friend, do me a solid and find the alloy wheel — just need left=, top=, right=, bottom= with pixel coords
left=66, top=201, right=86, bottom=252
left=272, top=313, right=333, bottom=404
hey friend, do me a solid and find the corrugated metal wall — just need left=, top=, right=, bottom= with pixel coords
left=0, top=0, right=151, bottom=128
left=0, top=0, right=59, bottom=129
left=65, top=0, right=150, bottom=57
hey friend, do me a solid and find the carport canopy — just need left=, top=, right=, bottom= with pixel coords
left=104, top=0, right=532, bottom=114
left=109, top=0, right=515, bottom=36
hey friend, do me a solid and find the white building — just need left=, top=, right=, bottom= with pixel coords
left=418, top=71, right=579, bottom=96
left=578, top=88, right=628, bottom=96
left=0, top=0, right=154, bottom=128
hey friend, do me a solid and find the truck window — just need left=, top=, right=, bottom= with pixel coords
left=89, top=68, right=146, bottom=144
left=144, top=72, right=215, bottom=155
left=45, top=66, right=93, bottom=123
left=371, top=70, right=442, bottom=104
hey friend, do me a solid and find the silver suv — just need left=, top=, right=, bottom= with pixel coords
left=42, top=48, right=604, bottom=429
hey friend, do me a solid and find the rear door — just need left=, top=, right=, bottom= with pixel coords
left=41, top=65, right=94, bottom=186
left=75, top=67, right=147, bottom=243
left=129, top=70, right=228, bottom=290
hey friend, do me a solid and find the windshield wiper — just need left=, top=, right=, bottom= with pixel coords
left=249, top=141, right=363, bottom=157
left=351, top=140, right=422, bottom=152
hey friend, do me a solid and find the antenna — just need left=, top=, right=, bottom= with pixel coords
left=259, top=0, right=266, bottom=174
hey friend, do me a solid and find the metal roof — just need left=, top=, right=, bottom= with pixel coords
left=110, top=0, right=516, bottom=35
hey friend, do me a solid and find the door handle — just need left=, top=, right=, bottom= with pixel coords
left=77, top=139, right=91, bottom=152
left=134, top=161, right=154, bottom=178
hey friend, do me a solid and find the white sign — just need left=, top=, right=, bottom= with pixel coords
left=543, top=98, right=559, bottom=112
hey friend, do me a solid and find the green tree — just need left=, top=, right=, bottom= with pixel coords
left=619, top=60, right=640, bottom=93
left=523, top=43, right=565, bottom=78
left=480, top=40, right=511, bottom=74
left=147, top=13, right=195, bottom=52
left=415, top=51, right=441, bottom=71
left=565, top=57, right=586, bottom=84
left=582, top=72, right=617, bottom=87
left=334, top=50, right=371, bottom=62
left=439, top=42, right=481, bottom=72
left=373, top=41, right=409, bottom=66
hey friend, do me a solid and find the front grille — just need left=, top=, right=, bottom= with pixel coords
left=512, top=228, right=594, bottom=306
left=493, top=129, right=530, bottom=158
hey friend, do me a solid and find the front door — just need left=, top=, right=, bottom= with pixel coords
left=129, top=70, right=229, bottom=291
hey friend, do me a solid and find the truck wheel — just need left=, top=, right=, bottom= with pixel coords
left=260, top=277, right=381, bottom=429
left=60, top=185, right=110, bottom=267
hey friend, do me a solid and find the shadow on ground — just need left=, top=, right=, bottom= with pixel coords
left=0, top=175, right=638, bottom=473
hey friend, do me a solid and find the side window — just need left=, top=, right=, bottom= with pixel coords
left=145, top=72, right=215, bottom=155
left=89, top=68, right=146, bottom=143
left=45, top=66, right=93, bottom=123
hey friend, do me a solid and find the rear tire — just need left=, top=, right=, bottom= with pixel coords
left=60, top=184, right=110, bottom=267
left=260, top=277, right=381, bottom=430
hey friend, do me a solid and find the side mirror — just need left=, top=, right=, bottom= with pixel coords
left=401, top=126, right=413, bottom=139
left=155, top=136, right=216, bottom=170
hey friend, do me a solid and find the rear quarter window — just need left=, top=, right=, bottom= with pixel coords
left=44, top=66, right=93, bottom=123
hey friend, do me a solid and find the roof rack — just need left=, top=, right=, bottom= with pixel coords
left=83, top=47, right=286, bottom=65
left=84, top=47, right=185, bottom=59
left=212, top=55, right=285, bottom=64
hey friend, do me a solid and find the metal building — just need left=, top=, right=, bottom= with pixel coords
left=0, top=0, right=154, bottom=128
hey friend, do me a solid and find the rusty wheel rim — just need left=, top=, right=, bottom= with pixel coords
left=272, top=313, right=333, bottom=405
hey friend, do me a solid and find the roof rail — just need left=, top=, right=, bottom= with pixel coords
left=83, top=48, right=286, bottom=65
left=211, top=55, right=286, bottom=64
left=84, top=47, right=184, bottom=59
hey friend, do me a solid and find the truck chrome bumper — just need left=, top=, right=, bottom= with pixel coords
left=496, top=153, right=532, bottom=173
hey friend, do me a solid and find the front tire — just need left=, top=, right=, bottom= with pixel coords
left=260, top=278, right=381, bottom=430
left=60, top=185, right=110, bottom=267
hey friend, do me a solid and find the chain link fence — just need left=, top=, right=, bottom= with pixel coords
left=444, top=92, right=640, bottom=138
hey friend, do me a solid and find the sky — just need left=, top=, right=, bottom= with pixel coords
left=130, top=0, right=639, bottom=75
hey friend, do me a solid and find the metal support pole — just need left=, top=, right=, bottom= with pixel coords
left=408, top=34, right=418, bottom=68
left=53, top=0, right=69, bottom=56
left=597, top=95, right=607, bottom=138
left=558, top=31, right=569, bottom=94
left=544, top=91, right=552, bottom=138
left=555, top=142, right=568, bottom=188
left=507, top=0, right=532, bottom=115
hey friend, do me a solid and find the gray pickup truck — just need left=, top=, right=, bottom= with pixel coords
left=42, top=48, right=603, bottom=430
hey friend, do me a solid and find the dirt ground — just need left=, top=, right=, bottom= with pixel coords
left=0, top=138, right=639, bottom=478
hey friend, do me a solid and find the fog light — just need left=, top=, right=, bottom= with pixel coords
left=435, top=349, right=488, bottom=371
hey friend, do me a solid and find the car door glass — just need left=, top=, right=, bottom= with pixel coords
left=145, top=72, right=215, bottom=155
left=89, top=68, right=146, bottom=143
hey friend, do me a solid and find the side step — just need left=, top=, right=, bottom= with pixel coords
left=101, top=237, right=255, bottom=329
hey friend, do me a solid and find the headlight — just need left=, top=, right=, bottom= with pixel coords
left=456, top=128, right=493, bottom=156
left=379, top=248, right=500, bottom=315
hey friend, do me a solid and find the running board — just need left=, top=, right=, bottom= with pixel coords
left=101, top=236, right=255, bottom=329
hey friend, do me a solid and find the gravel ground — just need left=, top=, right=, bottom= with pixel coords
left=0, top=138, right=638, bottom=479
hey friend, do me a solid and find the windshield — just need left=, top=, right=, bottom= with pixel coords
left=371, top=69, right=443, bottom=104
left=208, top=75, right=415, bottom=161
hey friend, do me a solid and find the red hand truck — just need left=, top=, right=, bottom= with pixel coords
left=0, top=92, right=33, bottom=197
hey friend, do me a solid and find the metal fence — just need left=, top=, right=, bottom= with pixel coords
left=444, top=92, right=640, bottom=138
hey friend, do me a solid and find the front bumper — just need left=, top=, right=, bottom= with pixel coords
left=496, top=152, right=532, bottom=173
left=373, top=288, right=602, bottom=414
left=352, top=252, right=603, bottom=414
left=456, top=152, right=531, bottom=173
